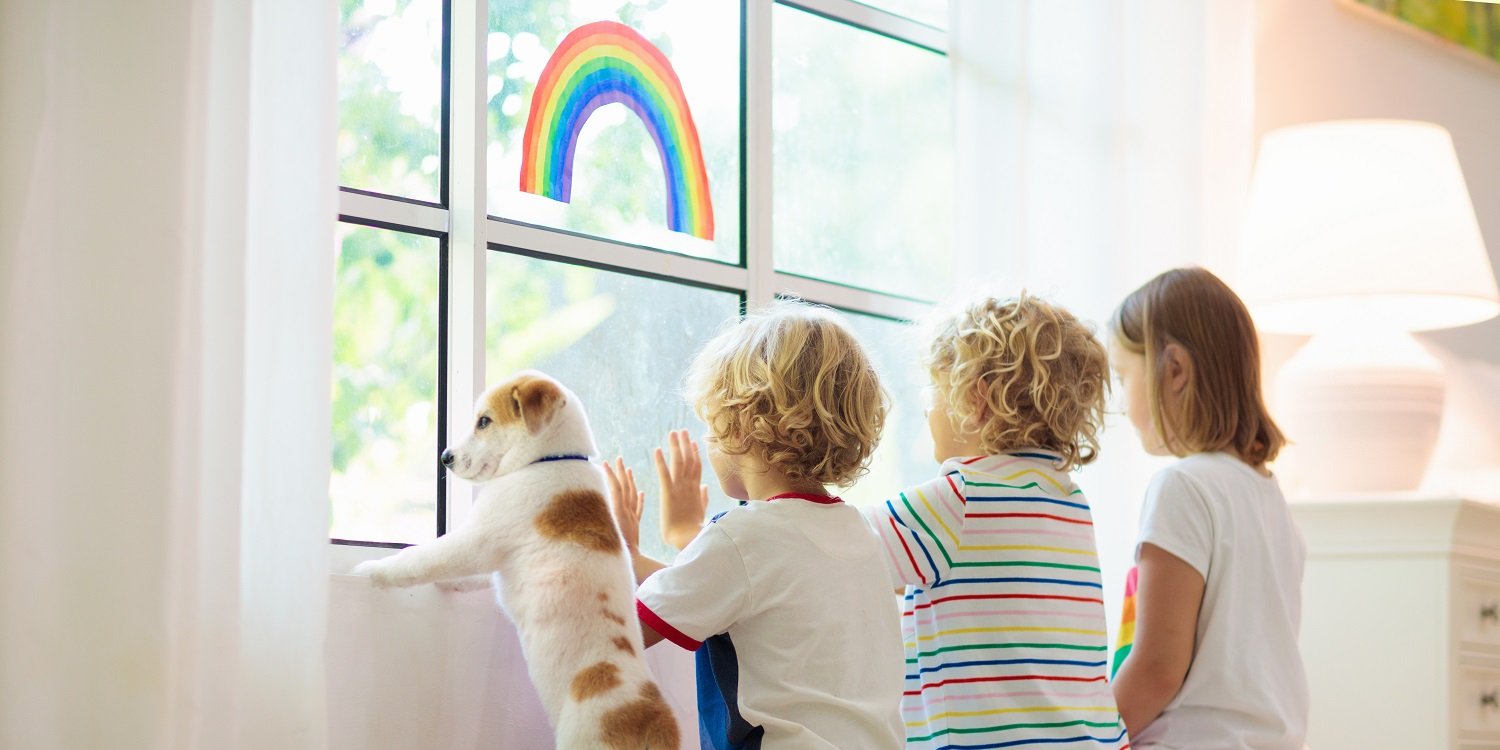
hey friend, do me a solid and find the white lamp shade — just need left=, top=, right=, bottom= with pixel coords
left=1239, top=120, right=1500, bottom=333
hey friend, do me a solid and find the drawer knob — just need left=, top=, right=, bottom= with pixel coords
left=1483, top=603, right=1500, bottom=624
left=1485, top=691, right=1499, bottom=710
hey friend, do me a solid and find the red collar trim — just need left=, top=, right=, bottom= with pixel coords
left=766, top=492, right=843, bottom=505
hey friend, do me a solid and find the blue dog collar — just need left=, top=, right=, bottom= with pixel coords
left=531, top=454, right=592, bottom=465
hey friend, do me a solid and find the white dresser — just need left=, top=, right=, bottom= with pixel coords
left=1292, top=498, right=1500, bottom=749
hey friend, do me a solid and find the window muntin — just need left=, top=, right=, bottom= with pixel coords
left=855, top=0, right=947, bottom=29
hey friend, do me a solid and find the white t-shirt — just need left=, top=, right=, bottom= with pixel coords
left=635, top=494, right=904, bottom=750
left=1129, top=452, right=1309, bottom=750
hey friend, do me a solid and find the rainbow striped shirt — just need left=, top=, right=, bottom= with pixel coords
left=866, top=452, right=1129, bottom=750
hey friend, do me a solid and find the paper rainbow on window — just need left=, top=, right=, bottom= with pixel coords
left=519, top=21, right=714, bottom=241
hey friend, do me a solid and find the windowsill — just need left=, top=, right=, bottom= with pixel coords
left=328, top=541, right=402, bottom=575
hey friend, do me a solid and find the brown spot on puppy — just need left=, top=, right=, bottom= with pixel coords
left=602, top=610, right=626, bottom=626
left=598, top=592, right=609, bottom=602
left=570, top=661, right=622, bottom=701
left=534, top=489, right=621, bottom=553
left=611, top=636, right=634, bottom=654
left=602, top=682, right=680, bottom=749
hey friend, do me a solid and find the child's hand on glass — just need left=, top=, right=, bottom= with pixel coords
left=603, top=457, right=644, bottom=555
left=656, top=429, right=710, bottom=551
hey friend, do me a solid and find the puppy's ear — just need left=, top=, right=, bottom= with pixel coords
left=511, top=378, right=565, bottom=434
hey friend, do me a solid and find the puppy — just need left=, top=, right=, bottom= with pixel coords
left=353, top=371, right=679, bottom=750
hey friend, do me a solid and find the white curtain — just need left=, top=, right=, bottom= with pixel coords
left=950, top=0, right=1259, bottom=634
left=0, top=0, right=336, bottom=747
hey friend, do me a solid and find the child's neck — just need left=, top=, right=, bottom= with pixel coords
left=936, top=437, right=988, bottom=462
left=1222, top=449, right=1274, bottom=478
left=742, top=468, right=828, bottom=502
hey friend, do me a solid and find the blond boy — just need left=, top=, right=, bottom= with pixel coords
left=608, top=302, right=904, bottom=749
left=865, top=295, right=1129, bottom=749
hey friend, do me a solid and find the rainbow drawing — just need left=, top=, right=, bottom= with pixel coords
left=519, top=21, right=714, bottom=241
left=1112, top=565, right=1138, bottom=678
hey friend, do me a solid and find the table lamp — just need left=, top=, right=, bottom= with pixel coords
left=1238, top=120, right=1500, bottom=495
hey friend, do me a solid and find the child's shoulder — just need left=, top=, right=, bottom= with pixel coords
left=1148, top=452, right=1281, bottom=507
left=713, top=500, right=879, bottom=572
left=684, top=505, right=771, bottom=563
left=709, top=497, right=857, bottom=534
left=1157, top=452, right=1268, bottom=484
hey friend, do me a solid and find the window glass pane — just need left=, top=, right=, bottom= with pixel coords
left=338, top=0, right=443, bottom=202
left=486, top=253, right=742, bottom=561
left=330, top=224, right=441, bottom=543
left=773, top=6, right=954, bottom=299
left=487, top=0, right=740, bottom=264
left=840, top=311, right=937, bottom=508
left=857, top=0, right=947, bottom=29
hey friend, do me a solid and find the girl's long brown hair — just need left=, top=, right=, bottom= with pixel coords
left=1111, top=267, right=1285, bottom=467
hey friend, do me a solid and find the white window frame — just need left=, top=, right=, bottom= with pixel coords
left=333, top=0, right=950, bottom=566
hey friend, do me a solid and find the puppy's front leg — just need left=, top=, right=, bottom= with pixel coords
left=352, top=527, right=502, bottom=589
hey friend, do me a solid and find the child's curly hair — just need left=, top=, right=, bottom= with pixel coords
left=927, top=294, right=1109, bottom=471
left=686, top=301, right=888, bottom=488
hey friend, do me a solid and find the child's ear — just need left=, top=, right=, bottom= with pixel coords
left=968, top=379, right=992, bottom=423
left=1160, top=343, right=1192, bottom=396
left=511, top=377, right=566, bottom=434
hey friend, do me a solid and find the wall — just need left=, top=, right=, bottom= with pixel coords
left=326, top=552, right=699, bottom=749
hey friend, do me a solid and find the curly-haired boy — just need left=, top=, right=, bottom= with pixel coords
left=873, top=294, right=1128, bottom=749
left=609, top=300, right=905, bottom=749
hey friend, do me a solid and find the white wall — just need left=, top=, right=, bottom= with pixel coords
left=326, top=554, right=698, bottom=749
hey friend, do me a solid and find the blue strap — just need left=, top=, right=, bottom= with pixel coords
left=531, top=454, right=591, bottom=464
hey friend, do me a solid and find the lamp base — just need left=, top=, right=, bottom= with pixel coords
left=1275, top=330, right=1446, bottom=495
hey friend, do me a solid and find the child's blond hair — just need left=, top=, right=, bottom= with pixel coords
left=1111, top=267, right=1285, bottom=467
left=927, top=294, right=1108, bottom=471
left=686, top=301, right=887, bottom=488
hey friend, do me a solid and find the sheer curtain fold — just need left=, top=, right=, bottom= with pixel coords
left=950, top=0, right=1258, bottom=636
left=0, top=1, right=335, bottom=747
